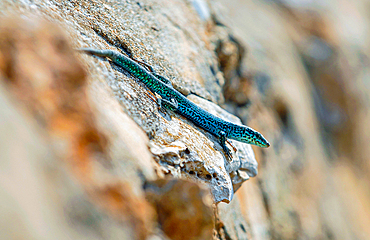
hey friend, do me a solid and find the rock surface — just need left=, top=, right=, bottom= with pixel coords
left=1, top=0, right=370, bottom=240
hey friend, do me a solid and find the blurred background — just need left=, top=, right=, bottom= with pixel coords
left=217, top=0, right=370, bottom=239
left=1, top=0, right=370, bottom=239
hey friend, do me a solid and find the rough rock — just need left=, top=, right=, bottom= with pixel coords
left=0, top=15, right=155, bottom=240
left=2, top=0, right=370, bottom=239
left=0, top=0, right=261, bottom=239
left=145, top=179, right=214, bottom=240
left=0, top=81, right=138, bottom=240
left=150, top=93, right=258, bottom=203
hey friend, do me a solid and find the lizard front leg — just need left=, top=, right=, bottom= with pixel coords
left=219, top=131, right=232, bottom=160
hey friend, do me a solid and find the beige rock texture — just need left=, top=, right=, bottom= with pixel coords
left=0, top=0, right=369, bottom=240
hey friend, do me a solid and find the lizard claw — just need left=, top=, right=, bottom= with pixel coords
left=222, top=145, right=233, bottom=161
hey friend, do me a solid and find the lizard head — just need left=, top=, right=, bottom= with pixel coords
left=230, top=126, right=270, bottom=148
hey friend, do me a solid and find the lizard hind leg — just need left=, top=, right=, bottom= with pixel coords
left=143, top=88, right=159, bottom=103
left=157, top=98, right=178, bottom=112
left=128, top=56, right=156, bottom=73
left=128, top=56, right=173, bottom=86
left=152, top=73, right=172, bottom=85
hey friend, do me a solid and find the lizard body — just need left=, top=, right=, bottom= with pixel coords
left=79, top=48, right=270, bottom=158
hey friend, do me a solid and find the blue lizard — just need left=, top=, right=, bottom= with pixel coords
left=79, top=48, right=270, bottom=158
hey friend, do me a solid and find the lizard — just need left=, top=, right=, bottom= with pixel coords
left=79, top=48, right=270, bottom=158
